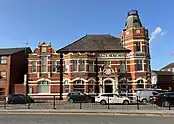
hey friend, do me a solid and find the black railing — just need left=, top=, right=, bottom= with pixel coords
left=0, top=95, right=172, bottom=111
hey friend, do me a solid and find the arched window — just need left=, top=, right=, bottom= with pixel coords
left=136, top=80, right=144, bottom=88
left=38, top=81, right=50, bottom=93
left=73, top=80, right=84, bottom=92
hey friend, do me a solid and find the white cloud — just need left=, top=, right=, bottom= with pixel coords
left=149, top=27, right=167, bottom=42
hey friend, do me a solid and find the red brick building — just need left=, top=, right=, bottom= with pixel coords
left=0, top=47, right=31, bottom=96
left=27, top=42, right=60, bottom=95
left=27, top=10, right=151, bottom=96
left=57, top=10, right=151, bottom=95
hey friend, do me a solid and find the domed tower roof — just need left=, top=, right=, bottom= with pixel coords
left=125, top=10, right=143, bottom=29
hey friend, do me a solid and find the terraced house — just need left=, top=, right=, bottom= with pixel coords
left=26, top=10, right=151, bottom=96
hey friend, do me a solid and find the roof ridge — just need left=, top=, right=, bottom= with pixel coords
left=0, top=47, right=30, bottom=49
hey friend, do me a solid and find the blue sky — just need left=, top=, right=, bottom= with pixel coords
left=0, top=0, right=173, bottom=70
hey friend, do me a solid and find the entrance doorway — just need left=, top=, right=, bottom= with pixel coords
left=104, top=80, right=113, bottom=93
left=105, top=85, right=113, bottom=93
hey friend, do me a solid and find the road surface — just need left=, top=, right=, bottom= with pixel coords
left=0, top=114, right=173, bottom=124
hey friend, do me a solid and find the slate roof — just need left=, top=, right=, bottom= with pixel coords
left=57, top=34, right=130, bottom=53
left=152, top=70, right=174, bottom=76
left=0, top=47, right=31, bottom=55
left=160, top=63, right=174, bottom=70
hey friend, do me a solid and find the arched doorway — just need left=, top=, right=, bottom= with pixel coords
left=73, top=80, right=85, bottom=92
left=38, top=80, right=50, bottom=93
left=136, top=79, right=144, bottom=88
left=104, top=80, right=113, bottom=93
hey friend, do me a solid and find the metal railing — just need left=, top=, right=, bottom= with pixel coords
left=0, top=95, right=173, bottom=111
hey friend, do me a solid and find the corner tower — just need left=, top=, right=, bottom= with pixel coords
left=121, top=10, right=151, bottom=89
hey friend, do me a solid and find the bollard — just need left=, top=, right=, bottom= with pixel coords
left=53, top=95, right=56, bottom=109
left=136, top=96, right=139, bottom=110
left=169, top=101, right=171, bottom=110
left=28, top=100, right=31, bottom=109
left=107, top=95, right=110, bottom=109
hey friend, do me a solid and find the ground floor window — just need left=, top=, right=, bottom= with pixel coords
left=73, top=80, right=84, bottom=92
left=38, top=81, right=50, bottom=93
left=63, top=85, right=69, bottom=93
left=136, top=80, right=144, bottom=88
left=73, top=85, right=84, bottom=92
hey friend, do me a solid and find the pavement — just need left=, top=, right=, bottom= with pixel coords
left=0, top=109, right=174, bottom=116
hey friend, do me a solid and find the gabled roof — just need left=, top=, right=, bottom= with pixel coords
left=160, top=63, right=174, bottom=70
left=152, top=70, right=174, bottom=76
left=0, top=47, right=32, bottom=55
left=57, top=34, right=131, bottom=53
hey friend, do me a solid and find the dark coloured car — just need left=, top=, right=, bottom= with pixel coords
left=67, top=92, right=95, bottom=103
left=6, top=94, right=34, bottom=104
left=153, top=92, right=174, bottom=107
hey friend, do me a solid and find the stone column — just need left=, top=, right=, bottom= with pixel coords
left=114, top=75, right=119, bottom=93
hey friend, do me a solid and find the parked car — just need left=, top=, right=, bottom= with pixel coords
left=6, top=94, right=34, bottom=104
left=152, top=92, right=174, bottom=107
left=67, top=92, right=95, bottom=103
left=95, top=93, right=131, bottom=105
left=136, top=90, right=159, bottom=104
left=149, top=90, right=168, bottom=104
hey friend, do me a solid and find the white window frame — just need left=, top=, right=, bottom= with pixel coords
left=0, top=56, right=7, bottom=64
left=52, top=61, right=57, bottom=73
left=41, top=56, right=48, bottom=73
left=136, top=41, right=141, bottom=52
left=89, top=61, right=94, bottom=72
left=79, top=60, right=85, bottom=71
left=63, top=60, right=68, bottom=72
left=31, top=61, right=37, bottom=73
left=72, top=60, right=78, bottom=72
left=120, top=60, right=125, bottom=73
left=136, top=60, right=143, bottom=71
left=38, top=81, right=50, bottom=94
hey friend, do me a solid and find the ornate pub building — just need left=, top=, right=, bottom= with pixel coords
left=27, top=10, right=151, bottom=96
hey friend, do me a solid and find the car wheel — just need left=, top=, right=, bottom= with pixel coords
left=9, top=100, right=14, bottom=104
left=162, top=101, right=169, bottom=107
left=100, top=100, right=106, bottom=105
left=68, top=99, right=73, bottom=103
left=87, top=99, right=92, bottom=103
left=141, top=99, right=148, bottom=104
left=123, top=100, right=129, bottom=105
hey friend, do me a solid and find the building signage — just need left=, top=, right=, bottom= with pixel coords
left=98, top=53, right=125, bottom=58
